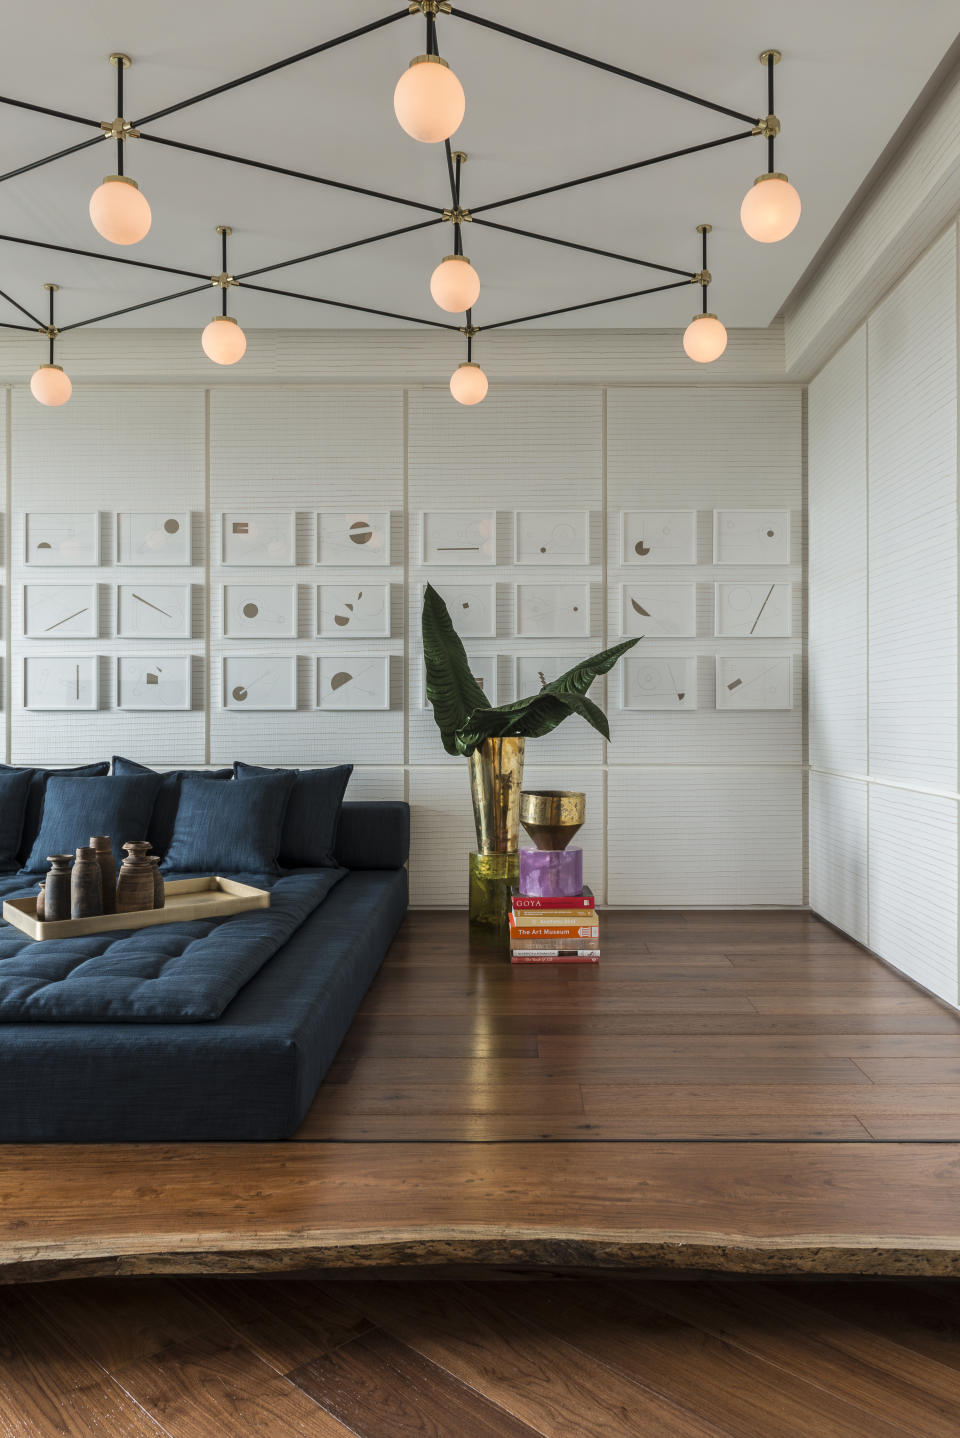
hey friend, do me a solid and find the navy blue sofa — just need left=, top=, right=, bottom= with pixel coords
left=0, top=801, right=409, bottom=1142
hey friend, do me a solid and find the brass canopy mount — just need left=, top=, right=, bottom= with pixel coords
left=442, top=206, right=472, bottom=224
left=408, top=1, right=452, bottom=14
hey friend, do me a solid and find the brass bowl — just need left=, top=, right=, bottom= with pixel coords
left=520, top=789, right=585, bottom=851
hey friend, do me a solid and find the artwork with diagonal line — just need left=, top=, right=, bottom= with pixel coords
left=117, top=584, right=191, bottom=639
left=318, top=655, right=390, bottom=710
left=222, top=655, right=297, bottom=710
left=222, top=584, right=297, bottom=639
left=620, top=583, right=696, bottom=638
left=715, top=655, right=793, bottom=710
left=715, top=582, right=791, bottom=637
left=24, top=585, right=98, bottom=639
left=621, top=655, right=697, bottom=710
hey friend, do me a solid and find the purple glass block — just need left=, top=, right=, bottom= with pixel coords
left=519, top=847, right=583, bottom=898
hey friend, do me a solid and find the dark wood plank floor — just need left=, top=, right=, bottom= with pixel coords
left=4, top=909, right=960, bottom=1280
left=6, top=1274, right=960, bottom=1437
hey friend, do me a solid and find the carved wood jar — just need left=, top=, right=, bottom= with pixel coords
left=71, top=847, right=103, bottom=919
left=116, top=841, right=156, bottom=914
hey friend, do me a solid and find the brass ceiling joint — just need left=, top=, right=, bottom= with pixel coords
left=211, top=273, right=238, bottom=289
left=451, top=150, right=468, bottom=164
left=442, top=206, right=472, bottom=224
left=37, top=324, right=58, bottom=338
left=408, top=1, right=452, bottom=14
left=691, top=269, right=711, bottom=286
left=459, top=324, right=479, bottom=336
left=752, top=113, right=781, bottom=139
left=100, top=116, right=140, bottom=142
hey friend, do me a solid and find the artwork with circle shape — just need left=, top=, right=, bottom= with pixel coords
left=620, top=511, right=697, bottom=566
left=421, top=511, right=496, bottom=566
left=222, top=584, right=297, bottom=639
left=515, top=583, right=590, bottom=639
left=222, top=655, right=297, bottom=710
left=620, top=583, right=696, bottom=639
left=25, top=513, right=99, bottom=567
left=715, top=582, right=792, bottom=638
left=514, top=511, right=590, bottom=566
left=116, top=512, right=191, bottom=566
left=318, top=584, right=391, bottom=638
left=621, top=655, right=697, bottom=711
left=713, top=510, right=791, bottom=565
left=317, top=512, right=391, bottom=567
left=318, top=655, right=390, bottom=711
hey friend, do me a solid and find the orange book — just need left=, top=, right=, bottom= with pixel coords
left=509, top=924, right=599, bottom=942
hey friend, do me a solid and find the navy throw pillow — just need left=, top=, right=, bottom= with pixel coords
left=163, top=770, right=296, bottom=874
left=0, top=768, right=33, bottom=871
left=24, top=775, right=163, bottom=873
left=0, top=761, right=110, bottom=866
left=233, top=762, right=352, bottom=868
left=112, top=756, right=232, bottom=858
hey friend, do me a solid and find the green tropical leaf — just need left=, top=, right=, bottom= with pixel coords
left=421, top=584, right=491, bottom=756
left=540, top=638, right=641, bottom=699
left=455, top=691, right=583, bottom=753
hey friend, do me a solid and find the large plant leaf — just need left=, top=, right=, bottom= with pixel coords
left=421, top=583, right=490, bottom=756
left=540, top=638, right=640, bottom=698
left=455, top=691, right=585, bottom=753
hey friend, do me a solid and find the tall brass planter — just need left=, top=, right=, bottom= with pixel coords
left=467, top=736, right=525, bottom=945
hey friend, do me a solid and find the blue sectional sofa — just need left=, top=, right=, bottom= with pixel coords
left=0, top=801, right=409, bottom=1142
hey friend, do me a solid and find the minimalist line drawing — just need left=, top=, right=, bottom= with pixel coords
left=317, top=584, right=391, bottom=638
left=220, top=511, right=296, bottom=567
left=117, top=655, right=192, bottom=710
left=117, top=584, right=192, bottom=639
left=515, top=583, right=590, bottom=638
left=317, top=511, right=390, bottom=566
left=222, top=655, right=297, bottom=711
left=24, top=585, right=98, bottom=639
left=222, top=584, right=297, bottom=639
left=514, top=510, right=590, bottom=566
left=713, top=509, right=791, bottom=564
left=621, top=655, right=697, bottom=710
left=116, top=512, right=192, bottom=566
left=620, top=511, right=697, bottom=566
left=418, top=583, right=495, bottom=638
left=715, top=655, right=793, bottom=710
left=715, top=581, right=792, bottom=637
left=24, top=655, right=97, bottom=711
left=25, top=513, right=99, bottom=567
left=420, top=653, right=496, bottom=709
left=620, top=583, right=696, bottom=638
left=516, top=654, right=597, bottom=698
left=421, top=511, right=496, bottom=566
left=318, top=655, right=390, bottom=710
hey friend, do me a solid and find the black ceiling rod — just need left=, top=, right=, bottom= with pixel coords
left=136, top=132, right=440, bottom=215
left=0, top=285, right=44, bottom=329
left=471, top=217, right=695, bottom=279
left=58, top=282, right=213, bottom=332
left=235, top=217, right=445, bottom=283
left=239, top=279, right=461, bottom=331
left=0, top=321, right=38, bottom=332
left=0, top=95, right=103, bottom=129
left=449, top=8, right=760, bottom=126
left=0, top=134, right=106, bottom=187
left=443, top=139, right=458, bottom=209
left=470, top=129, right=757, bottom=216
left=132, top=8, right=411, bottom=127
left=478, top=277, right=691, bottom=330
left=0, top=230, right=210, bottom=281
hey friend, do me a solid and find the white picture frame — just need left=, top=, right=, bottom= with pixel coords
left=317, top=583, right=391, bottom=638
left=515, top=583, right=590, bottom=639
left=117, top=584, right=192, bottom=639
left=24, top=584, right=98, bottom=639
left=715, top=582, right=792, bottom=638
left=220, top=511, right=296, bottom=567
left=420, top=653, right=497, bottom=709
left=317, top=511, right=390, bottom=566
left=515, top=654, right=598, bottom=706
left=222, top=584, right=297, bottom=639
left=713, top=509, right=791, bottom=565
left=419, top=582, right=496, bottom=638
left=117, top=655, right=192, bottom=711
left=620, top=655, right=697, bottom=711
left=514, top=510, right=590, bottom=566
left=25, top=513, right=99, bottom=567
left=715, top=655, right=793, bottom=710
left=24, top=655, right=98, bottom=711
left=620, top=583, right=696, bottom=638
left=116, top=512, right=192, bottom=566
left=620, top=510, right=697, bottom=566
left=222, top=655, right=297, bottom=711
left=318, top=655, right=390, bottom=710
left=421, top=510, right=496, bottom=566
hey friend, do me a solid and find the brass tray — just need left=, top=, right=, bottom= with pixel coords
left=2, top=876, right=270, bottom=942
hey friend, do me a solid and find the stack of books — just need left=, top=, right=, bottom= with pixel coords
left=509, top=887, right=599, bottom=964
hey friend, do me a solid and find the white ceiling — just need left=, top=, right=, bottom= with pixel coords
left=0, top=0, right=956, bottom=334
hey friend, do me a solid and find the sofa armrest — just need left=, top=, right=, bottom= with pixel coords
left=334, top=801, right=410, bottom=870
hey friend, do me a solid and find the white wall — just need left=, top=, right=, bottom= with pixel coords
left=0, top=327, right=803, bottom=907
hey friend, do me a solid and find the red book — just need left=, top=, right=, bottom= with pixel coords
left=512, top=887, right=593, bottom=911
left=511, top=951, right=599, bottom=964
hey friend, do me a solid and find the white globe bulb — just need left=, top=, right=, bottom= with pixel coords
left=394, top=55, right=465, bottom=142
left=430, top=255, right=480, bottom=313
left=450, top=362, right=488, bottom=405
left=740, top=173, right=801, bottom=243
left=89, top=175, right=152, bottom=245
left=682, top=314, right=728, bottom=364
left=30, top=364, right=72, bottom=406
left=201, top=315, right=247, bottom=366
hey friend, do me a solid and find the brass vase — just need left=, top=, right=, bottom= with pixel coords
left=467, top=736, right=525, bottom=854
left=520, top=790, right=586, bottom=851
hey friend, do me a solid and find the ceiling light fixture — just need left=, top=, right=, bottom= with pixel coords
left=450, top=324, right=487, bottom=404
left=682, top=225, right=727, bottom=363
left=201, top=226, right=247, bottom=365
left=89, top=54, right=152, bottom=246
left=740, top=50, right=801, bottom=243
left=30, top=283, right=72, bottom=406
left=431, top=156, right=480, bottom=312
left=394, top=1, right=465, bottom=143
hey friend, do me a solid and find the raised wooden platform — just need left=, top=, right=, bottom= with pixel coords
left=4, top=909, right=960, bottom=1281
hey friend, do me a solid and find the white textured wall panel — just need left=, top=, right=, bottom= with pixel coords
left=808, top=328, right=868, bottom=776
left=808, top=772, right=869, bottom=946
left=868, top=232, right=958, bottom=792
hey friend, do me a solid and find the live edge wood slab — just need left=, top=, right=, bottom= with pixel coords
left=4, top=910, right=960, bottom=1282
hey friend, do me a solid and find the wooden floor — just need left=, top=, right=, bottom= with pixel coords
left=7, top=1273, right=960, bottom=1436
left=4, top=909, right=960, bottom=1280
